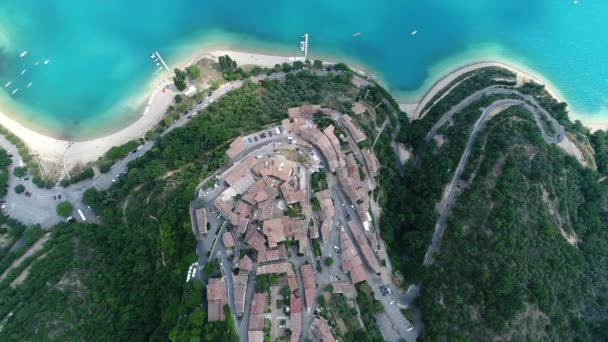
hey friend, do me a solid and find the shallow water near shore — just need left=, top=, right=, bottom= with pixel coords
left=0, top=0, right=606, bottom=139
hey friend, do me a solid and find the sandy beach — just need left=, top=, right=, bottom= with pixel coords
left=0, top=49, right=305, bottom=175
left=0, top=50, right=605, bottom=178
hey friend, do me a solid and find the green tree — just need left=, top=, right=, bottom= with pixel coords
left=13, top=166, right=27, bottom=178
left=174, top=94, right=183, bottom=103
left=14, top=184, right=25, bottom=194
left=313, top=60, right=323, bottom=69
left=56, top=201, right=74, bottom=218
left=186, top=65, right=200, bottom=80
left=325, top=257, right=334, bottom=266
left=174, top=78, right=187, bottom=91
left=0, top=149, right=12, bottom=169
left=83, top=187, right=102, bottom=208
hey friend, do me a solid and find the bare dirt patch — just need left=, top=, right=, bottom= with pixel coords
left=10, top=251, right=49, bottom=288
left=0, top=232, right=50, bottom=282
left=541, top=187, right=578, bottom=245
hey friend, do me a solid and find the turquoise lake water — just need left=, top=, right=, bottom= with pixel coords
left=0, top=0, right=606, bottom=139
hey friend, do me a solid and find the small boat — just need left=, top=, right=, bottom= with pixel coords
left=20, top=51, right=28, bottom=58
left=353, top=32, right=361, bottom=37
left=21, top=69, right=26, bottom=75
left=34, top=61, right=39, bottom=66
left=27, top=82, right=32, bottom=88
left=411, top=30, right=418, bottom=36
left=299, top=41, right=306, bottom=52
left=4, top=81, right=12, bottom=88
left=11, top=88, right=18, bottom=95
left=150, top=53, right=156, bottom=59
left=573, top=0, right=579, bottom=4
left=43, top=60, right=50, bottom=65
left=156, top=62, right=160, bottom=66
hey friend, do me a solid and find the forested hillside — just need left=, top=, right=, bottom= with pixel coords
left=369, top=69, right=608, bottom=339
left=0, top=69, right=360, bottom=340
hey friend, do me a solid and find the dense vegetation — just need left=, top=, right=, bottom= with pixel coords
left=419, top=106, right=608, bottom=340
left=0, top=68, right=360, bottom=340
left=365, top=67, right=608, bottom=339
left=3, top=59, right=606, bottom=340
left=0, top=149, right=11, bottom=196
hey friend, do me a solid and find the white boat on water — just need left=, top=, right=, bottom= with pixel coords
left=150, top=53, right=156, bottom=59
left=353, top=32, right=361, bottom=37
left=411, top=30, right=418, bottom=36
left=20, top=51, right=28, bottom=58
left=34, top=61, right=39, bottom=66
left=44, top=60, right=50, bottom=65
left=11, top=88, right=18, bottom=95
left=4, top=81, right=12, bottom=88
left=21, top=69, right=26, bottom=75
left=299, top=41, right=306, bottom=52
left=27, top=82, right=32, bottom=88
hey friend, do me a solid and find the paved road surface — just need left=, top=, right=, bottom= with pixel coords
left=423, top=98, right=564, bottom=265
left=0, top=72, right=291, bottom=227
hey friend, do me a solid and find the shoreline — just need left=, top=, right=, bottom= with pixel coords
left=0, top=48, right=605, bottom=173
left=405, top=61, right=565, bottom=120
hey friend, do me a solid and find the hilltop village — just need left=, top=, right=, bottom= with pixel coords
left=192, top=103, right=412, bottom=341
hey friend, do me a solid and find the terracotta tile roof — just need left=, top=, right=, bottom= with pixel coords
left=234, top=201, right=253, bottom=218
left=280, top=180, right=307, bottom=204
left=233, top=272, right=248, bottom=314
left=290, top=294, right=302, bottom=314
left=244, top=229, right=267, bottom=253
left=300, top=264, right=317, bottom=313
left=288, top=105, right=322, bottom=119
left=207, top=278, right=227, bottom=321
left=320, top=218, right=332, bottom=243
left=347, top=220, right=381, bottom=274
left=222, top=232, right=235, bottom=248
left=256, top=199, right=284, bottom=221
left=252, top=159, right=293, bottom=182
left=339, top=114, right=367, bottom=143
left=281, top=216, right=308, bottom=253
left=224, top=164, right=255, bottom=192
left=250, top=292, right=267, bottom=315
left=235, top=254, right=253, bottom=272
left=258, top=244, right=287, bottom=263
left=339, top=230, right=368, bottom=284
left=301, top=127, right=340, bottom=173
left=361, top=148, right=379, bottom=178
left=226, top=136, right=247, bottom=159
left=195, top=208, right=207, bottom=235
left=315, top=189, right=332, bottom=201
left=213, top=197, right=234, bottom=219
left=256, top=261, right=293, bottom=276
left=263, top=218, right=286, bottom=248
left=290, top=312, right=302, bottom=342
left=237, top=216, right=250, bottom=235
left=248, top=331, right=264, bottom=342
left=352, top=101, right=367, bottom=115
left=248, top=314, right=265, bottom=331
left=332, top=281, right=356, bottom=298
left=323, top=125, right=343, bottom=157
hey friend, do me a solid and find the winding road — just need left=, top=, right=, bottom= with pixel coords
left=422, top=94, right=565, bottom=265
